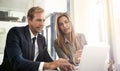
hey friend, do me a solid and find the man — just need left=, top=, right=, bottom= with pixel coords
left=0, top=6, right=74, bottom=71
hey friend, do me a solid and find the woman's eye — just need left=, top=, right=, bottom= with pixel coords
left=59, top=23, right=63, bottom=26
left=65, top=21, right=69, bottom=23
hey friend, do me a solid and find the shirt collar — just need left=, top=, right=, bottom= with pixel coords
left=64, top=37, right=70, bottom=43
left=29, top=29, right=38, bottom=39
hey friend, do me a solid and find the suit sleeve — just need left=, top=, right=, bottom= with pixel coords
left=43, top=37, right=53, bottom=62
left=5, top=28, right=40, bottom=71
left=43, top=47, right=53, bottom=62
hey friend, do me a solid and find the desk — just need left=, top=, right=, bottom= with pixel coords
left=41, top=70, right=60, bottom=71
left=114, top=64, right=120, bottom=71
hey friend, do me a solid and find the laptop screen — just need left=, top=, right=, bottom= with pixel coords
left=77, top=43, right=109, bottom=71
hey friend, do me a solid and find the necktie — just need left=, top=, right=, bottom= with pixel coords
left=32, top=37, right=36, bottom=60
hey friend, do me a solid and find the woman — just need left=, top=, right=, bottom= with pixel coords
left=54, top=13, right=87, bottom=66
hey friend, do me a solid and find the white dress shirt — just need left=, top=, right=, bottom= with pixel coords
left=29, top=29, right=44, bottom=71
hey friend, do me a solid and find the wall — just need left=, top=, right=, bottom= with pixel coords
left=71, top=0, right=108, bottom=43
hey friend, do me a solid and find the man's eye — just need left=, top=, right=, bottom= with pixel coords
left=37, top=19, right=45, bottom=22
left=43, top=19, right=45, bottom=22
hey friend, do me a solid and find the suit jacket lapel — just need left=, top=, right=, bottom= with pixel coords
left=24, top=25, right=33, bottom=60
left=37, top=34, right=42, bottom=52
left=36, top=34, right=45, bottom=61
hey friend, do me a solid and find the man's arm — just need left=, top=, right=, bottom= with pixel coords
left=5, top=28, right=40, bottom=71
left=43, top=58, right=75, bottom=70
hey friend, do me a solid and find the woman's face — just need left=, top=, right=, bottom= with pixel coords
left=58, top=16, right=72, bottom=35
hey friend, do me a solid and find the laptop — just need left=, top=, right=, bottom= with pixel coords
left=77, top=43, right=109, bottom=71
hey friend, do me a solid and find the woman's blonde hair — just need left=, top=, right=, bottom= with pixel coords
left=55, top=13, right=76, bottom=57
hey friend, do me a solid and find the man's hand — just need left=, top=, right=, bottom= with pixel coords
left=57, top=58, right=75, bottom=71
left=43, top=58, right=75, bottom=70
left=59, top=63, right=75, bottom=71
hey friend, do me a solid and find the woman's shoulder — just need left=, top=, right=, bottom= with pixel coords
left=54, top=39, right=59, bottom=47
left=76, top=33, right=87, bottom=45
left=76, top=33, right=85, bottom=38
left=54, top=39, right=58, bottom=44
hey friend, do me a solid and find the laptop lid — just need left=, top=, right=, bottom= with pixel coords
left=77, top=43, right=109, bottom=71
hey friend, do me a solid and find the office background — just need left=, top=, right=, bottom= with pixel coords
left=0, top=0, right=120, bottom=70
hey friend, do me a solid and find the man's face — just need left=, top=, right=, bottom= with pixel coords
left=28, top=12, right=45, bottom=35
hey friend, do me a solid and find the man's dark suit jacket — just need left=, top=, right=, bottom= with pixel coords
left=0, top=25, right=53, bottom=71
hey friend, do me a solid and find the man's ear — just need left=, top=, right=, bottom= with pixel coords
left=28, top=17, right=32, bottom=22
left=27, top=17, right=32, bottom=24
left=27, top=17, right=31, bottom=21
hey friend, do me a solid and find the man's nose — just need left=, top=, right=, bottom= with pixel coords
left=39, top=21, right=44, bottom=26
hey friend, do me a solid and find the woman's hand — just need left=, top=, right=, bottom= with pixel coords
left=74, top=49, right=83, bottom=64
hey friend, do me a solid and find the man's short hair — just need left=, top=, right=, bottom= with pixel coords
left=27, top=6, right=44, bottom=20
